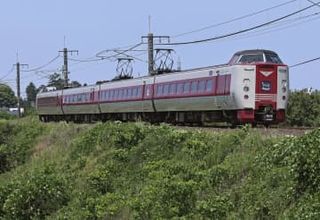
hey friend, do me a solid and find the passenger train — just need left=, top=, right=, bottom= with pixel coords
left=36, top=49, right=289, bottom=126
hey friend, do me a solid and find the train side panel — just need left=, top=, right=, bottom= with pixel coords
left=62, top=85, right=100, bottom=114
left=153, top=66, right=237, bottom=112
left=36, top=90, right=63, bottom=115
left=99, top=76, right=154, bottom=113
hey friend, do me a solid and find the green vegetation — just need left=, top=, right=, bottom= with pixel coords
left=286, top=90, right=320, bottom=127
left=0, top=118, right=320, bottom=219
left=0, top=84, right=17, bottom=108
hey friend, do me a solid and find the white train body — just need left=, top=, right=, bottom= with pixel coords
left=37, top=50, right=289, bottom=125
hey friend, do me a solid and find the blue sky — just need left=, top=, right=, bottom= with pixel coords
left=0, top=0, right=319, bottom=96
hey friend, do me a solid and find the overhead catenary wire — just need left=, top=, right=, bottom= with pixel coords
left=0, top=66, right=15, bottom=81
left=213, top=11, right=320, bottom=44
left=290, top=56, right=320, bottom=68
left=22, top=55, right=60, bottom=72
left=172, top=0, right=299, bottom=38
left=161, top=2, right=320, bottom=46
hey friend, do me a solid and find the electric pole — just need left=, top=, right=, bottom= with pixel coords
left=141, top=35, right=170, bottom=76
left=14, top=62, right=28, bottom=118
left=59, top=48, right=78, bottom=87
left=147, top=33, right=154, bottom=76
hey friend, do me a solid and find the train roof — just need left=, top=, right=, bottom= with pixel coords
left=233, top=49, right=278, bottom=56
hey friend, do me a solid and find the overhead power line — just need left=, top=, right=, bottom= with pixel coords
left=0, top=66, right=15, bottom=81
left=216, top=11, right=320, bottom=43
left=172, top=0, right=299, bottom=38
left=161, top=2, right=320, bottom=46
left=23, top=55, right=60, bottom=72
left=290, top=56, right=320, bottom=68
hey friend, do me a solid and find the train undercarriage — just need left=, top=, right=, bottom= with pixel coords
left=39, top=109, right=285, bottom=127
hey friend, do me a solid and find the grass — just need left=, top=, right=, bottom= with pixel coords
left=0, top=118, right=320, bottom=219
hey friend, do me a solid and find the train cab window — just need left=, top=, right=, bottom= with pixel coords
left=191, top=81, right=198, bottom=93
left=206, top=80, right=213, bottom=92
left=183, top=82, right=190, bottom=93
left=265, top=53, right=283, bottom=64
left=238, top=54, right=264, bottom=64
left=177, top=83, right=184, bottom=94
left=199, top=80, right=206, bottom=92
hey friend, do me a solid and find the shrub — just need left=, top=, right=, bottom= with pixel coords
left=0, top=165, right=69, bottom=219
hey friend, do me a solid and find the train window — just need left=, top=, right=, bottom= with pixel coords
left=106, top=91, right=110, bottom=100
left=183, top=82, right=190, bottom=93
left=199, top=80, right=206, bottom=92
left=133, top=88, right=137, bottom=97
left=238, top=54, right=264, bottom=64
left=157, top=85, right=163, bottom=96
left=128, top=88, right=132, bottom=98
left=137, top=87, right=142, bottom=97
left=191, top=81, right=198, bottom=93
left=164, top=84, right=169, bottom=95
left=177, top=83, right=184, bottom=94
left=265, top=53, right=283, bottom=64
left=206, top=80, right=213, bottom=92
left=110, top=90, right=114, bottom=100
left=170, top=83, right=177, bottom=94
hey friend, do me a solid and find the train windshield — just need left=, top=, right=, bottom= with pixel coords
left=233, top=51, right=283, bottom=65
left=265, top=53, right=283, bottom=64
left=238, top=54, right=264, bottom=64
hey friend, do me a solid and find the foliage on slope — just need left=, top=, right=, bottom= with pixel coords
left=0, top=119, right=320, bottom=219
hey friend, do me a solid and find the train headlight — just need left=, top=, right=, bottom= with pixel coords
left=243, top=86, right=249, bottom=92
left=282, top=87, right=287, bottom=93
left=244, top=95, right=249, bottom=99
left=282, top=96, right=286, bottom=100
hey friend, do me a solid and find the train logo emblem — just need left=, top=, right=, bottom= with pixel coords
left=260, top=71, right=273, bottom=77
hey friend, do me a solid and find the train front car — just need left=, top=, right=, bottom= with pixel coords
left=230, top=50, right=289, bottom=125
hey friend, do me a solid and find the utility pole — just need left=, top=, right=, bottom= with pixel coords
left=141, top=35, right=170, bottom=76
left=147, top=33, right=154, bottom=75
left=14, top=62, right=28, bottom=118
left=141, top=16, right=171, bottom=76
left=59, top=48, right=78, bottom=87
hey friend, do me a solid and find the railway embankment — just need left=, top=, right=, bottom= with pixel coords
left=0, top=117, right=319, bottom=219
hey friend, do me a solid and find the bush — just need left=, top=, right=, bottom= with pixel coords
left=0, top=165, right=69, bottom=219
left=0, top=118, right=45, bottom=173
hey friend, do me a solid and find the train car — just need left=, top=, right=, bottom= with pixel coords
left=36, top=49, right=289, bottom=125
left=36, top=89, right=63, bottom=122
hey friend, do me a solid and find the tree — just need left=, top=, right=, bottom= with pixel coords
left=286, top=90, right=320, bottom=127
left=0, top=84, right=17, bottom=108
left=70, top=81, right=81, bottom=88
left=47, top=73, right=82, bottom=89
left=26, top=82, right=37, bottom=103
left=47, top=73, right=64, bottom=90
